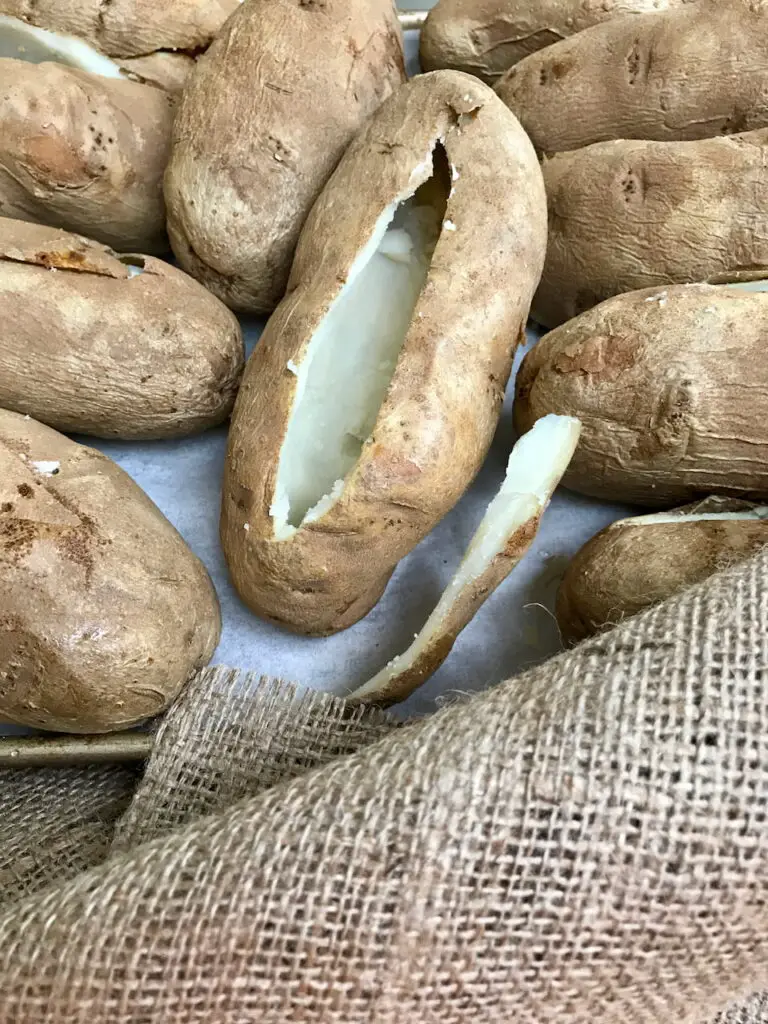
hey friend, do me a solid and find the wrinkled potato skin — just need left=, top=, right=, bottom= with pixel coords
left=165, top=0, right=406, bottom=313
left=420, top=0, right=692, bottom=84
left=557, top=499, right=768, bottom=642
left=515, top=284, right=768, bottom=506
left=497, top=0, right=768, bottom=154
left=0, top=220, right=244, bottom=439
left=0, top=60, right=173, bottom=253
left=0, top=0, right=240, bottom=58
left=0, top=410, right=221, bottom=734
left=535, top=129, right=768, bottom=327
left=119, top=52, right=196, bottom=94
left=222, top=72, right=547, bottom=636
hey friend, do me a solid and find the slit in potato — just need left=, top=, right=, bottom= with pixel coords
left=624, top=508, right=768, bottom=526
left=348, top=414, right=581, bottom=706
left=0, top=14, right=123, bottom=77
left=271, top=144, right=452, bottom=539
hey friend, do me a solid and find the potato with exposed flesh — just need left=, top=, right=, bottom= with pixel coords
left=349, top=415, right=580, bottom=706
left=534, top=129, right=768, bottom=327
left=420, top=0, right=693, bottom=84
left=496, top=0, right=768, bottom=154
left=557, top=498, right=768, bottom=643
left=221, top=71, right=548, bottom=637
left=0, top=410, right=221, bottom=734
left=0, top=3, right=242, bottom=92
left=515, top=282, right=768, bottom=506
left=164, top=0, right=406, bottom=314
left=0, top=219, right=244, bottom=439
left=0, top=58, right=173, bottom=252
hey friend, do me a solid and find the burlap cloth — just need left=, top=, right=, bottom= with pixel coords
left=2, top=548, right=768, bottom=1022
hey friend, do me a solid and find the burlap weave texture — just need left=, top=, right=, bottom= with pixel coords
left=1, top=549, right=768, bottom=1022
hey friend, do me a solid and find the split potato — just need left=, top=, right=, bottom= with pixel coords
left=0, top=219, right=243, bottom=439
left=0, top=3, right=242, bottom=92
left=221, top=71, right=547, bottom=636
left=0, top=409, right=221, bottom=734
left=420, top=0, right=692, bottom=84
left=0, top=58, right=173, bottom=252
left=535, top=129, right=768, bottom=327
left=496, top=0, right=768, bottom=154
left=557, top=498, right=768, bottom=643
left=515, top=281, right=768, bottom=506
left=349, top=415, right=580, bottom=706
left=165, top=0, right=406, bottom=313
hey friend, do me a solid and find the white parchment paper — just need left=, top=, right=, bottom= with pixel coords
left=1, top=30, right=637, bottom=729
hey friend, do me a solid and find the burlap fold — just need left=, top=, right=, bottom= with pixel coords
left=1, top=548, right=768, bottom=1022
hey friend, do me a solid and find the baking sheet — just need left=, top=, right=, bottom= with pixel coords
left=1, top=30, right=637, bottom=729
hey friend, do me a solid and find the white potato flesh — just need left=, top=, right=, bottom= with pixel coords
left=0, top=14, right=123, bottom=77
left=349, top=414, right=581, bottom=702
left=271, top=170, right=446, bottom=539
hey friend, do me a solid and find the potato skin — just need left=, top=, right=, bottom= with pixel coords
left=515, top=284, right=768, bottom=506
left=496, top=0, right=768, bottom=154
left=557, top=499, right=768, bottom=643
left=0, top=219, right=244, bottom=439
left=420, top=0, right=691, bottom=84
left=164, top=0, right=406, bottom=314
left=535, top=129, right=768, bottom=327
left=118, top=52, right=196, bottom=94
left=0, top=410, right=221, bottom=734
left=0, top=60, right=173, bottom=253
left=222, top=71, right=547, bottom=636
left=0, top=0, right=240, bottom=59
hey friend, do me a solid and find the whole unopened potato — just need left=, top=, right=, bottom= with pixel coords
left=497, top=0, right=768, bottom=154
left=165, top=0, right=406, bottom=313
left=0, top=2, right=242, bottom=92
left=0, top=219, right=244, bottom=439
left=0, top=409, right=221, bottom=734
left=535, top=129, right=768, bottom=327
left=557, top=498, right=768, bottom=643
left=515, top=282, right=768, bottom=506
left=0, top=59, right=173, bottom=252
left=222, top=71, right=547, bottom=636
left=420, top=0, right=692, bottom=84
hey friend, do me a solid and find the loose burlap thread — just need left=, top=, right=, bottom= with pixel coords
left=2, top=549, right=768, bottom=1022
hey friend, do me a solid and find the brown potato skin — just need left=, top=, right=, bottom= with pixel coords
left=0, top=410, right=221, bottom=734
left=118, top=52, right=196, bottom=94
left=420, top=0, right=692, bottom=84
left=496, top=0, right=768, bottom=154
left=221, top=71, right=548, bottom=636
left=515, top=284, right=768, bottom=506
left=557, top=499, right=768, bottom=643
left=0, top=60, right=173, bottom=253
left=0, top=219, right=244, bottom=440
left=164, top=0, right=406, bottom=314
left=0, top=0, right=240, bottom=58
left=535, top=129, right=768, bottom=327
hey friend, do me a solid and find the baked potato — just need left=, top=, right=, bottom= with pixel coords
left=0, top=219, right=244, bottom=439
left=557, top=497, right=768, bottom=643
left=221, top=71, right=547, bottom=636
left=349, top=415, right=580, bottom=706
left=496, top=0, right=768, bottom=154
left=0, top=2, right=241, bottom=92
left=535, top=129, right=768, bottom=327
left=515, top=281, right=768, bottom=506
left=164, top=0, right=406, bottom=313
left=0, top=58, right=173, bottom=252
left=420, top=0, right=692, bottom=84
left=0, top=409, right=221, bottom=734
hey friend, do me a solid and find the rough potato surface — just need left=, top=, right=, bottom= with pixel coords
left=0, top=410, right=221, bottom=733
